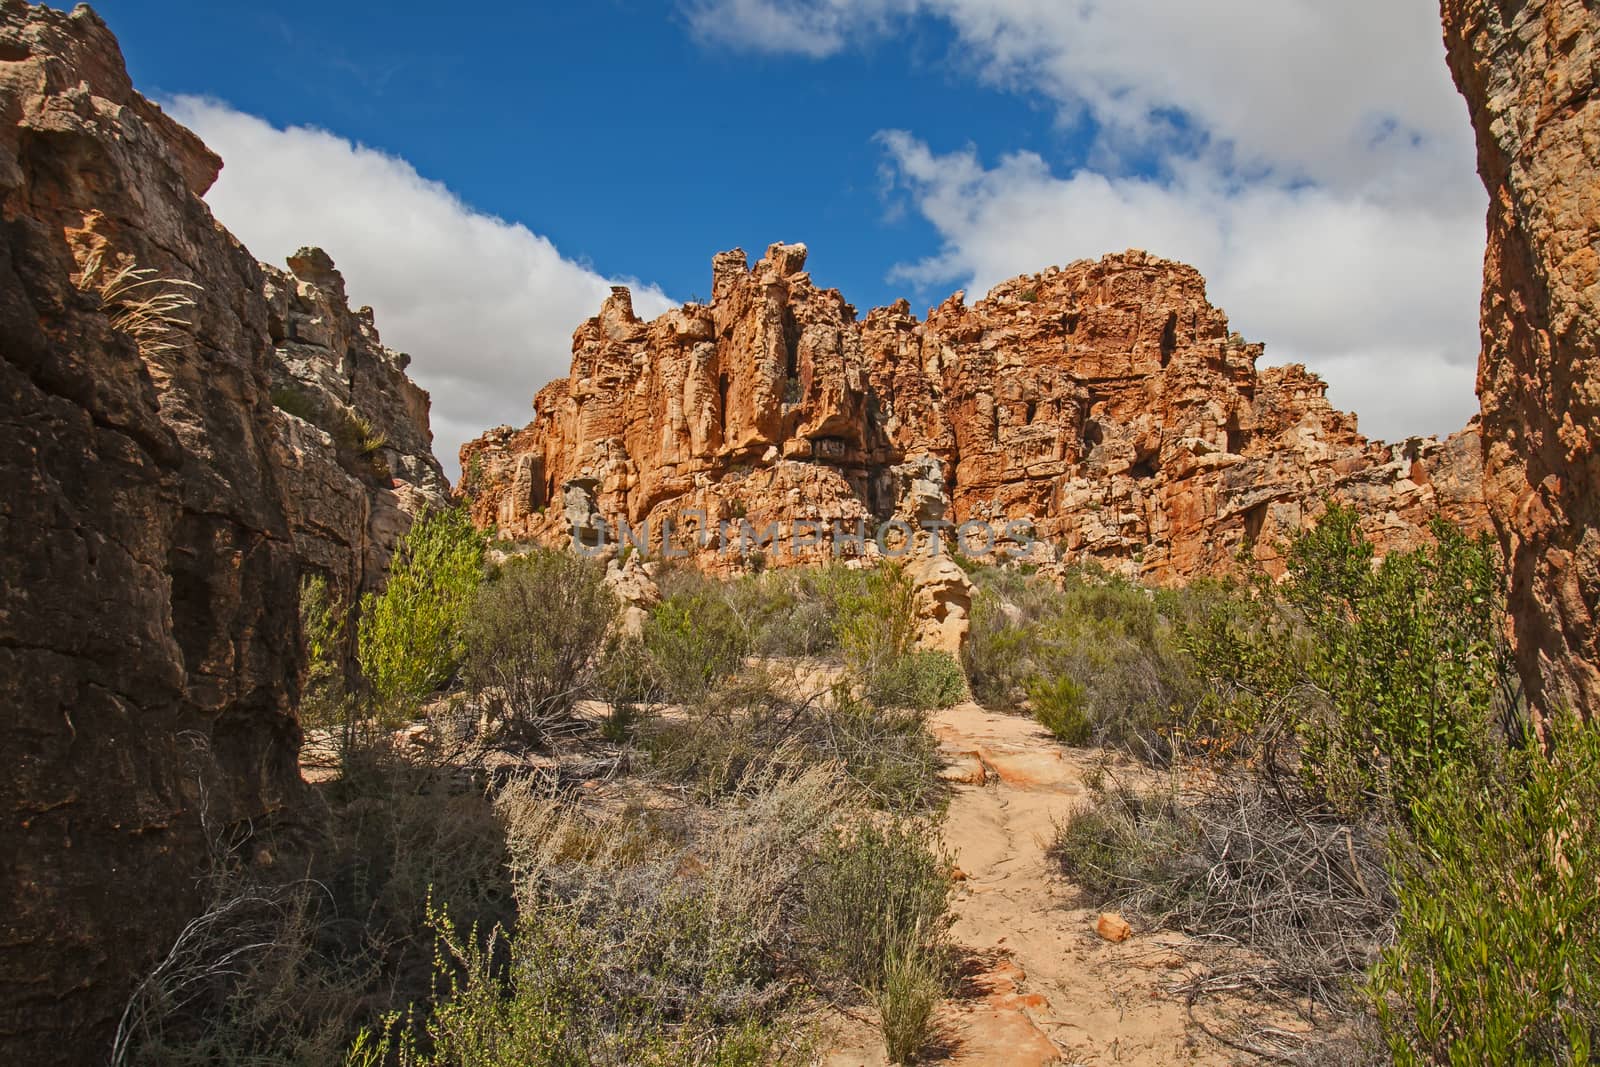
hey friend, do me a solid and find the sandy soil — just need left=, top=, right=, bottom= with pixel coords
left=822, top=701, right=1284, bottom=1066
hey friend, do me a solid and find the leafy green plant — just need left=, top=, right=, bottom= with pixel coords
left=298, top=572, right=349, bottom=732
left=1182, top=505, right=1516, bottom=818
left=834, top=564, right=920, bottom=681
left=357, top=508, right=485, bottom=714
left=1370, top=723, right=1600, bottom=1065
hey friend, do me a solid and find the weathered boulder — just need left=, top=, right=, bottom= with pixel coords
left=461, top=244, right=1488, bottom=583
left=1442, top=0, right=1600, bottom=720
left=0, top=4, right=308, bottom=1059
left=907, top=552, right=975, bottom=655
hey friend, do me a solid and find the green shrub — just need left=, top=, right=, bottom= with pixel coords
left=867, top=650, right=967, bottom=711
left=963, top=567, right=1204, bottom=762
left=1370, top=724, right=1600, bottom=1065
left=463, top=549, right=615, bottom=745
left=877, top=932, right=944, bottom=1065
left=643, top=589, right=750, bottom=703
left=822, top=689, right=944, bottom=812
left=298, top=572, right=349, bottom=733
left=1182, top=505, right=1515, bottom=818
left=804, top=816, right=953, bottom=996
left=1027, top=674, right=1091, bottom=745
left=357, top=508, right=485, bottom=713
left=834, top=564, right=920, bottom=681
left=727, top=567, right=848, bottom=658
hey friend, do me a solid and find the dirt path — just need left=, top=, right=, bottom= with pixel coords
left=824, top=702, right=1244, bottom=1066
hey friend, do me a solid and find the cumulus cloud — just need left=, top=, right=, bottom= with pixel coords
left=687, top=0, right=1488, bottom=442
left=167, top=96, right=675, bottom=479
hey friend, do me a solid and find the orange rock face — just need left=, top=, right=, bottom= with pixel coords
left=461, top=243, right=1487, bottom=581
left=1442, top=0, right=1600, bottom=720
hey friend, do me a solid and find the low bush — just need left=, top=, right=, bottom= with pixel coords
left=463, top=548, right=616, bottom=746
left=1370, top=722, right=1600, bottom=1065
left=357, top=507, right=485, bottom=714
left=1026, top=674, right=1091, bottom=745
left=360, top=764, right=925, bottom=1066
left=963, top=568, right=1204, bottom=762
left=1052, top=774, right=1395, bottom=1009
left=643, top=588, right=750, bottom=703
left=803, top=815, right=953, bottom=997
left=115, top=742, right=513, bottom=1067
left=866, top=649, right=967, bottom=712
left=646, top=670, right=944, bottom=813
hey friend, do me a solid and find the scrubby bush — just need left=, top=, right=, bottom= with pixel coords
left=646, top=670, right=943, bottom=812
left=115, top=742, right=514, bottom=1067
left=1183, top=505, right=1517, bottom=819
left=358, top=763, right=955, bottom=1065
left=463, top=549, right=616, bottom=745
left=962, top=567, right=1204, bottom=761
left=1027, top=674, right=1091, bottom=745
left=1052, top=773, right=1395, bottom=1009
left=357, top=507, right=485, bottom=713
left=643, top=588, right=750, bottom=703
left=726, top=566, right=850, bottom=658
left=803, top=816, right=953, bottom=996
left=1370, top=723, right=1600, bottom=1065
left=866, top=649, right=967, bottom=711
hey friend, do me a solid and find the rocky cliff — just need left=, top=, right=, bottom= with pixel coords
left=265, top=246, right=450, bottom=613
left=1442, top=0, right=1600, bottom=721
left=0, top=4, right=446, bottom=1060
left=461, top=243, right=1487, bottom=580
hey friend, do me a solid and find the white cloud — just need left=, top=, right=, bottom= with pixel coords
left=689, top=0, right=1488, bottom=442
left=167, top=96, right=674, bottom=479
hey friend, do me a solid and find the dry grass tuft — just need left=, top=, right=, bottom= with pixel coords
left=79, top=249, right=201, bottom=356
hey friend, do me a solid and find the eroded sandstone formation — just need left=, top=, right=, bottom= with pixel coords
left=461, top=243, right=1488, bottom=584
left=1442, top=0, right=1600, bottom=720
left=265, top=246, right=450, bottom=613
left=0, top=3, right=311, bottom=1059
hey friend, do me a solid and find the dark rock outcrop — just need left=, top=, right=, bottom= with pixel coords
left=1442, top=0, right=1600, bottom=720
left=0, top=4, right=444, bottom=1059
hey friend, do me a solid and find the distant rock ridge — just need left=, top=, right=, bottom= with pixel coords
left=460, top=242, right=1488, bottom=580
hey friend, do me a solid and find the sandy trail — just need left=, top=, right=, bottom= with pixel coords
left=824, top=702, right=1241, bottom=1066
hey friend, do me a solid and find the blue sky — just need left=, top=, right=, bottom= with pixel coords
left=100, top=0, right=1068, bottom=308
left=91, top=0, right=1488, bottom=475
